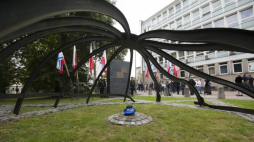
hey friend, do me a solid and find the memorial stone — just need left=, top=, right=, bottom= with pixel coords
left=184, top=88, right=190, bottom=97
left=217, top=86, right=225, bottom=99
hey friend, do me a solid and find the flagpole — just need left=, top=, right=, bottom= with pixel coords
left=64, top=59, right=70, bottom=77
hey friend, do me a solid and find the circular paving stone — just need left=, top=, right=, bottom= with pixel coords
left=108, top=112, right=152, bottom=126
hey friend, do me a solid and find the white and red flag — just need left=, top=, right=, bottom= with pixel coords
left=174, top=65, right=180, bottom=77
left=72, top=45, right=77, bottom=76
left=100, top=50, right=107, bottom=74
left=89, top=43, right=94, bottom=75
left=56, top=52, right=65, bottom=74
left=145, top=63, right=149, bottom=78
left=156, top=69, right=160, bottom=79
left=167, top=60, right=173, bottom=74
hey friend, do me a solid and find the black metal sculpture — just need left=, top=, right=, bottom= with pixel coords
left=0, top=0, right=254, bottom=115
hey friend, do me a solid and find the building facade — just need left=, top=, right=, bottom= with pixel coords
left=140, top=0, right=254, bottom=90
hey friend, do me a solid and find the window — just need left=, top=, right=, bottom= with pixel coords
left=241, top=8, right=254, bottom=23
left=193, top=10, right=200, bottom=20
left=169, top=8, right=174, bottom=17
left=213, top=0, right=221, bottom=11
left=187, top=51, right=194, bottom=57
left=248, top=59, right=254, bottom=72
left=157, top=15, right=162, bottom=23
left=202, top=5, right=210, bottom=15
left=163, top=12, right=167, bottom=20
left=219, top=62, right=228, bottom=74
left=176, top=3, right=181, bottom=12
left=177, top=18, right=182, bottom=28
left=214, top=19, right=224, bottom=27
left=203, top=23, right=212, bottom=28
left=183, top=0, right=189, bottom=8
left=208, top=64, right=215, bottom=75
left=184, top=14, right=190, bottom=23
left=227, top=13, right=238, bottom=27
left=171, top=52, right=177, bottom=58
left=197, top=66, right=204, bottom=72
left=180, top=70, right=185, bottom=78
left=152, top=19, right=156, bottom=25
left=224, top=0, right=234, bottom=6
left=196, top=51, right=204, bottom=56
left=233, top=60, right=243, bottom=73
left=170, top=22, right=175, bottom=29
left=179, top=51, right=185, bottom=59
left=147, top=20, right=151, bottom=27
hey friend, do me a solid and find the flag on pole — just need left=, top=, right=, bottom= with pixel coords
left=89, top=43, right=94, bottom=75
left=167, top=60, right=173, bottom=74
left=150, top=62, right=154, bottom=70
left=100, top=50, right=107, bottom=74
left=174, top=65, right=180, bottom=77
left=156, top=69, right=160, bottom=79
left=56, top=52, right=65, bottom=74
left=72, top=45, right=77, bottom=76
left=145, top=63, right=149, bottom=78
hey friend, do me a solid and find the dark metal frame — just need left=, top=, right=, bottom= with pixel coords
left=0, top=0, right=253, bottom=115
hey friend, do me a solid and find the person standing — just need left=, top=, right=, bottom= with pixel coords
left=175, top=81, right=180, bottom=95
left=149, top=82, right=154, bottom=90
left=130, top=77, right=135, bottom=96
left=242, top=74, right=248, bottom=88
left=98, top=75, right=106, bottom=97
left=166, top=81, right=171, bottom=96
left=197, top=79, right=202, bottom=94
left=15, top=86, right=19, bottom=94
left=204, top=79, right=211, bottom=95
left=181, top=82, right=185, bottom=95
left=188, top=77, right=196, bottom=95
left=161, top=81, right=165, bottom=92
left=248, top=75, right=254, bottom=91
left=144, top=82, right=147, bottom=92
left=235, top=74, right=243, bottom=96
left=138, top=82, right=141, bottom=91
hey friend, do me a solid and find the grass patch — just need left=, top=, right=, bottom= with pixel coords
left=133, top=96, right=196, bottom=101
left=219, top=99, right=254, bottom=109
left=1, top=104, right=254, bottom=142
left=174, top=101, right=196, bottom=105
left=104, top=99, right=132, bottom=103
left=0, top=97, right=107, bottom=106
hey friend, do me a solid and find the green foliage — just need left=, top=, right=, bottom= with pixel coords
left=0, top=0, right=127, bottom=93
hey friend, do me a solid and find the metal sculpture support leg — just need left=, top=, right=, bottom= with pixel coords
left=145, top=46, right=254, bottom=99
left=141, top=48, right=204, bottom=105
left=136, top=50, right=161, bottom=102
left=54, top=43, right=121, bottom=108
left=124, top=49, right=133, bottom=102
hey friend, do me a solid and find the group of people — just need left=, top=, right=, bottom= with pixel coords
left=137, top=82, right=149, bottom=92
left=235, top=74, right=253, bottom=96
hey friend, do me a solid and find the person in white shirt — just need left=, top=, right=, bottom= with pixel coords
left=197, top=79, right=202, bottom=94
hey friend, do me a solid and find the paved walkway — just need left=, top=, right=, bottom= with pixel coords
left=136, top=90, right=254, bottom=100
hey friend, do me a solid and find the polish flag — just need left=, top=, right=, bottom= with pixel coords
left=100, top=50, right=107, bottom=74
left=167, top=60, right=173, bottom=74
left=72, top=45, right=77, bottom=76
left=174, top=65, right=180, bottom=77
left=156, top=69, right=160, bottom=79
left=145, top=63, right=149, bottom=78
left=56, top=52, right=65, bottom=74
left=89, top=43, right=94, bottom=75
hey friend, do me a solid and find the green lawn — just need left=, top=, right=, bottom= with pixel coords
left=1, top=104, right=254, bottom=142
left=133, top=96, right=197, bottom=101
left=0, top=97, right=108, bottom=106
left=219, top=99, right=254, bottom=109
left=174, top=101, right=196, bottom=105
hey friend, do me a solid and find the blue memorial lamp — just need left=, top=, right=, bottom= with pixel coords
left=124, top=105, right=136, bottom=115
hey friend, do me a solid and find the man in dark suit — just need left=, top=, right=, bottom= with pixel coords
left=181, top=82, right=186, bottom=95
left=130, top=77, right=135, bottom=96
left=188, top=77, right=195, bottom=95
left=98, top=75, right=106, bottom=97
left=175, top=81, right=180, bottom=95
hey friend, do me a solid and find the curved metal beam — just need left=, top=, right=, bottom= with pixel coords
left=54, top=42, right=121, bottom=107
left=0, top=17, right=123, bottom=43
left=13, top=37, right=116, bottom=115
left=141, top=40, right=254, bottom=53
left=86, top=46, right=126, bottom=104
left=0, top=0, right=130, bottom=39
left=137, top=29, right=254, bottom=52
left=145, top=45, right=254, bottom=99
left=0, top=26, right=118, bottom=62
left=124, top=49, right=133, bottom=102
left=140, top=48, right=204, bottom=105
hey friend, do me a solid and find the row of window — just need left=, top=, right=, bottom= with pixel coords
left=178, top=59, right=254, bottom=78
left=143, top=0, right=253, bottom=30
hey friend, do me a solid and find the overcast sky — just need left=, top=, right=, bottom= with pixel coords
left=113, top=0, right=173, bottom=76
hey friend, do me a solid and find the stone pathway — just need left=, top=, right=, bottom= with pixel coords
left=1, top=98, right=254, bottom=123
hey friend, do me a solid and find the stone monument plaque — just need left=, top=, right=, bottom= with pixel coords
left=108, top=60, right=130, bottom=96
